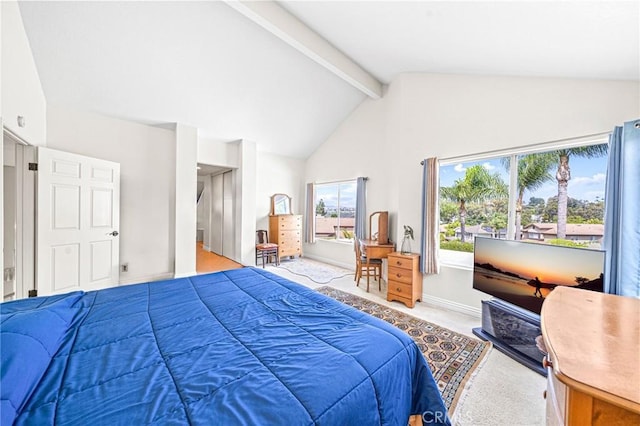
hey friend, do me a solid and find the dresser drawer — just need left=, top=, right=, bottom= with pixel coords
left=388, top=255, right=414, bottom=270
left=279, top=239, right=301, bottom=252
left=388, top=281, right=413, bottom=298
left=276, top=215, right=301, bottom=229
left=279, top=246, right=301, bottom=257
left=388, top=266, right=414, bottom=285
left=277, top=230, right=301, bottom=244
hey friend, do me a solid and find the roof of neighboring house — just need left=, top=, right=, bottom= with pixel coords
left=454, top=224, right=493, bottom=235
left=315, top=217, right=355, bottom=235
left=522, top=223, right=604, bottom=236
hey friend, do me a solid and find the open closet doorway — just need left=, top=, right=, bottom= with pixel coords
left=3, top=131, right=36, bottom=301
left=196, top=163, right=241, bottom=273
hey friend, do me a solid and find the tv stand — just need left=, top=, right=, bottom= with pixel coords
left=472, top=299, right=546, bottom=376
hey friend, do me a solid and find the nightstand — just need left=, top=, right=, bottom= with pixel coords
left=386, top=252, right=422, bottom=308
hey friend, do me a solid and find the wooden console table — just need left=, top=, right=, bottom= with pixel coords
left=541, top=287, right=640, bottom=425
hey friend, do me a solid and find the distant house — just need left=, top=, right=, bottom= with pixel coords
left=315, top=217, right=355, bottom=238
left=454, top=224, right=507, bottom=241
left=522, top=223, right=604, bottom=242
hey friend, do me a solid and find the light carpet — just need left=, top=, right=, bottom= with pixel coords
left=316, top=286, right=492, bottom=416
left=276, top=258, right=353, bottom=284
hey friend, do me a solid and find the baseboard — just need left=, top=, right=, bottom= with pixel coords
left=203, top=245, right=211, bottom=252
left=302, top=254, right=354, bottom=271
left=421, top=294, right=482, bottom=318
left=118, top=272, right=174, bottom=286
left=174, top=271, right=198, bottom=279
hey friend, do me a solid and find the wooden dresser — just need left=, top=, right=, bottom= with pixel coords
left=541, top=287, right=640, bottom=426
left=386, top=252, right=422, bottom=308
left=269, top=214, right=303, bottom=259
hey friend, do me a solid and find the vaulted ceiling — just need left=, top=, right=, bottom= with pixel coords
left=19, top=1, right=640, bottom=159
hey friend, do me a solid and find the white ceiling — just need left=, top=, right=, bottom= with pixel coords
left=18, top=1, right=640, bottom=159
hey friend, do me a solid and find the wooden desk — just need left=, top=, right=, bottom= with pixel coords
left=359, top=239, right=395, bottom=290
left=541, top=287, right=640, bottom=425
left=359, top=239, right=395, bottom=260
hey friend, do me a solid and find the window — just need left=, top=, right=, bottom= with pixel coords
left=439, top=137, right=609, bottom=260
left=314, top=180, right=357, bottom=241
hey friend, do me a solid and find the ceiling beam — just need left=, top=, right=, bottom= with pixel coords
left=225, top=1, right=383, bottom=99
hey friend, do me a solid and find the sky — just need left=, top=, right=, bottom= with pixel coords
left=315, top=181, right=357, bottom=208
left=440, top=154, right=607, bottom=203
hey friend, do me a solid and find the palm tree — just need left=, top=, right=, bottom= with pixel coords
left=440, top=165, right=507, bottom=242
left=550, top=144, right=608, bottom=239
left=502, top=154, right=555, bottom=240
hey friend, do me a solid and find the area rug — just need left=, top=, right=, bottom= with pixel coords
left=315, top=286, right=492, bottom=416
left=275, top=258, right=353, bottom=284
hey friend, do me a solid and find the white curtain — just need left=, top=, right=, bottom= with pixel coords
left=304, top=183, right=315, bottom=243
left=420, top=158, right=440, bottom=274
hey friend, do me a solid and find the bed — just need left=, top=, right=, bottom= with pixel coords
left=1, top=267, right=450, bottom=425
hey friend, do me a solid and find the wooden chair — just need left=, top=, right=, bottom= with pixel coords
left=354, top=239, right=382, bottom=292
left=256, top=230, right=279, bottom=268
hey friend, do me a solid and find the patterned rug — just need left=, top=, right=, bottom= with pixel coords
left=315, top=286, right=492, bottom=415
left=275, top=258, right=353, bottom=284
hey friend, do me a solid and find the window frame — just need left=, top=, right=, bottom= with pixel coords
left=313, top=179, right=357, bottom=243
left=438, top=133, right=609, bottom=269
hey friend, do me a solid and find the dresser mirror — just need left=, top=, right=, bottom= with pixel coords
left=271, top=193, right=292, bottom=215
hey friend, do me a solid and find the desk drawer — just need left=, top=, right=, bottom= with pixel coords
left=388, top=266, right=414, bottom=285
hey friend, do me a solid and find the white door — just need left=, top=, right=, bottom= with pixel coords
left=3, top=165, right=17, bottom=300
left=210, top=173, right=223, bottom=255
left=222, top=171, right=235, bottom=258
left=37, top=148, right=120, bottom=296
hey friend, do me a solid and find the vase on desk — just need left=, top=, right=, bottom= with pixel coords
left=401, top=237, right=411, bottom=255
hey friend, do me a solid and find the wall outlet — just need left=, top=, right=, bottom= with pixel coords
left=121, top=263, right=129, bottom=272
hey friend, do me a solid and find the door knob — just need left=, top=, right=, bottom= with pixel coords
left=109, top=231, right=119, bottom=236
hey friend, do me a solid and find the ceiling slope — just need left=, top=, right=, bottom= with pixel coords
left=19, top=1, right=366, bottom=158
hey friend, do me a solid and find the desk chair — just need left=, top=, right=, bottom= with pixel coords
left=354, top=239, right=382, bottom=292
left=256, top=230, right=279, bottom=268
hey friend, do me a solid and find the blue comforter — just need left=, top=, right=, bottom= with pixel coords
left=1, top=267, right=449, bottom=425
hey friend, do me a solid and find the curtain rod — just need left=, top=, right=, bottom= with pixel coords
left=420, top=131, right=611, bottom=165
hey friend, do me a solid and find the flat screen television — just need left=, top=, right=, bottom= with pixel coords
left=473, top=237, right=605, bottom=315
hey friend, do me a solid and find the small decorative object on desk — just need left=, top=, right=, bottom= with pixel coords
left=401, top=225, right=414, bottom=255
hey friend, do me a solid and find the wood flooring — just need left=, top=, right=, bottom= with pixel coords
left=196, top=241, right=243, bottom=273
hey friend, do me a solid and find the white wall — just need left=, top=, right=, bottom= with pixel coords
left=174, top=123, right=198, bottom=277
left=255, top=151, right=305, bottom=233
left=303, top=91, right=392, bottom=268
left=305, top=73, right=640, bottom=314
left=0, top=0, right=3, bottom=287
left=234, top=140, right=257, bottom=265
left=198, top=138, right=239, bottom=168
left=46, top=106, right=176, bottom=284
left=1, top=1, right=46, bottom=146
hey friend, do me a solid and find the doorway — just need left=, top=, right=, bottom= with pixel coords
left=3, top=131, right=36, bottom=301
left=196, top=163, right=239, bottom=273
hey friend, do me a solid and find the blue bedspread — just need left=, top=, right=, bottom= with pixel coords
left=2, top=267, right=449, bottom=425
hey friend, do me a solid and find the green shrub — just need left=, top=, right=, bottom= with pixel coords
left=547, top=239, right=588, bottom=248
left=341, top=229, right=355, bottom=239
left=440, top=240, right=474, bottom=252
